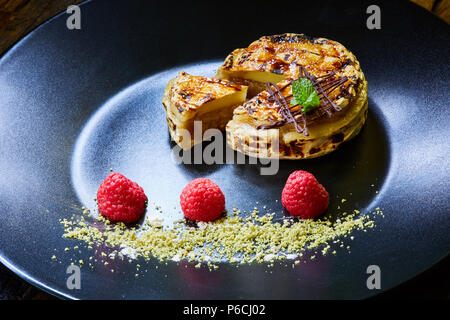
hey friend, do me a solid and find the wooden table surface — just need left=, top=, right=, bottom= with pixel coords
left=0, top=0, right=449, bottom=300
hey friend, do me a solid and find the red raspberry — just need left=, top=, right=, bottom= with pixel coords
left=281, top=170, right=329, bottom=219
left=96, top=172, right=147, bottom=223
left=180, top=178, right=225, bottom=222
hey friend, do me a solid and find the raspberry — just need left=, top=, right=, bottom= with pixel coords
left=180, top=178, right=225, bottom=222
left=96, top=172, right=147, bottom=223
left=281, top=170, right=329, bottom=219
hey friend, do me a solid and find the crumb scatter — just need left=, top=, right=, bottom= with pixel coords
left=60, top=204, right=383, bottom=269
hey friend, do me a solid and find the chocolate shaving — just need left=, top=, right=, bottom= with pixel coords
left=257, top=66, right=348, bottom=135
left=265, top=82, right=308, bottom=136
left=296, top=66, right=346, bottom=113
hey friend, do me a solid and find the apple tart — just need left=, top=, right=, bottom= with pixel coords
left=218, top=34, right=368, bottom=159
left=162, top=34, right=368, bottom=159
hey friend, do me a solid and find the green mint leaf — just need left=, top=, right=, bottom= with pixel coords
left=291, top=78, right=320, bottom=113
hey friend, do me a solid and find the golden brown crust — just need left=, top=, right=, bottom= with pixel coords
left=220, top=34, right=359, bottom=78
left=166, top=71, right=246, bottom=115
left=217, top=33, right=365, bottom=125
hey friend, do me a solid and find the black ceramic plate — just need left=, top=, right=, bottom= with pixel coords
left=0, top=0, right=449, bottom=299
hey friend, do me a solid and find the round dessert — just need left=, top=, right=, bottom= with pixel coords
left=218, top=33, right=368, bottom=159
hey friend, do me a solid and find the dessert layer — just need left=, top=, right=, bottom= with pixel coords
left=162, top=71, right=248, bottom=149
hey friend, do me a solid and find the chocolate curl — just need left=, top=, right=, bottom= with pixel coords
left=265, top=82, right=308, bottom=136
left=257, top=66, right=348, bottom=135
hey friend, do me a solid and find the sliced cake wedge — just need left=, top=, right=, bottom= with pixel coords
left=162, top=71, right=248, bottom=150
